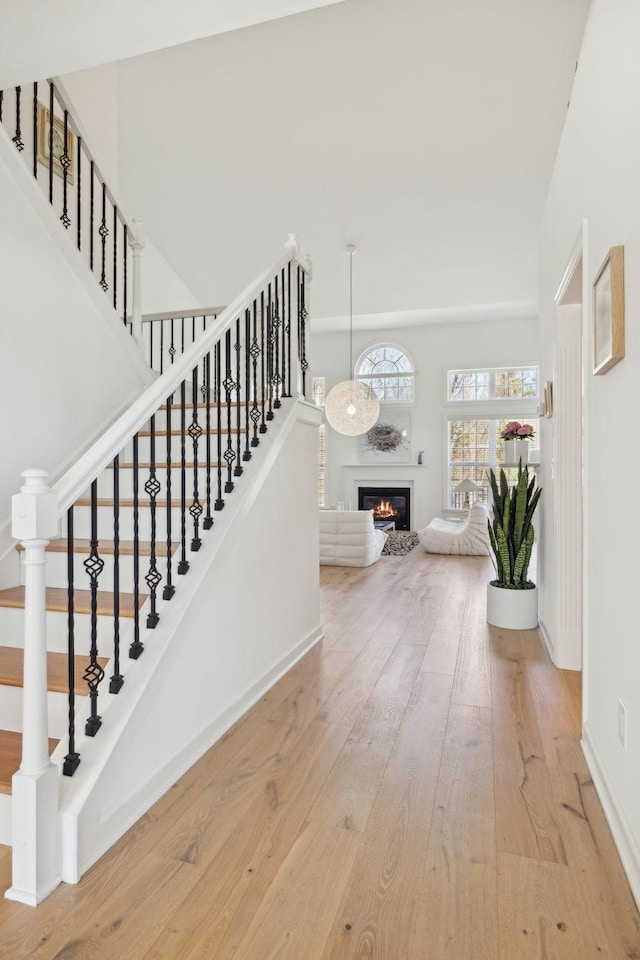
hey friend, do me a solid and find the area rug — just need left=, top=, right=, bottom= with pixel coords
left=381, top=530, right=420, bottom=556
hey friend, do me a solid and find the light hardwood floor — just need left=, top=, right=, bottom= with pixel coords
left=1, top=549, right=639, bottom=959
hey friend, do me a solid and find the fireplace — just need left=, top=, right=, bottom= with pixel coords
left=358, top=487, right=411, bottom=531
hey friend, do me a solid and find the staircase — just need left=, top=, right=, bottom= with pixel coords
left=1, top=73, right=321, bottom=908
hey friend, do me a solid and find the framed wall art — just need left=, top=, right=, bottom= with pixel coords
left=358, top=408, right=411, bottom=464
left=593, top=245, right=624, bottom=375
left=37, top=103, right=75, bottom=183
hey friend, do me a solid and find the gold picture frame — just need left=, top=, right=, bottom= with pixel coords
left=593, top=245, right=624, bottom=375
left=543, top=380, right=553, bottom=418
left=37, top=103, right=75, bottom=183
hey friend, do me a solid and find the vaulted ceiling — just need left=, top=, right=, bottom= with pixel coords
left=3, top=0, right=591, bottom=329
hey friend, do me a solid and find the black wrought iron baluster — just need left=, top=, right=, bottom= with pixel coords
left=12, top=85, right=24, bottom=152
left=150, top=320, right=154, bottom=371
left=112, top=206, right=118, bottom=310
left=99, top=182, right=108, bottom=292
left=280, top=267, right=288, bottom=398
left=77, top=137, right=82, bottom=251
left=260, top=291, right=267, bottom=434
left=110, top=454, right=124, bottom=693
left=63, top=506, right=80, bottom=776
left=145, top=414, right=162, bottom=626
left=32, top=82, right=38, bottom=178
left=160, top=319, right=164, bottom=374
left=266, top=284, right=274, bottom=423
left=48, top=82, right=54, bottom=204
left=181, top=317, right=185, bottom=359
left=243, top=308, right=252, bottom=463
left=250, top=299, right=261, bottom=447
left=129, top=434, right=143, bottom=659
left=204, top=351, right=214, bottom=529
left=223, top=329, right=236, bottom=493
left=286, top=261, right=292, bottom=397
left=234, top=316, right=243, bottom=477
left=272, top=276, right=282, bottom=410
left=0, top=90, right=4, bottom=123
left=123, top=222, right=127, bottom=324
left=84, top=479, right=105, bottom=736
left=192, top=315, right=196, bottom=350
left=169, top=317, right=176, bottom=365
left=215, top=342, right=224, bottom=511
left=89, top=160, right=95, bottom=271
left=60, top=110, right=71, bottom=228
left=188, top=367, right=203, bottom=550
left=178, top=379, right=189, bottom=574
left=299, top=266, right=309, bottom=398
left=163, top=394, right=176, bottom=599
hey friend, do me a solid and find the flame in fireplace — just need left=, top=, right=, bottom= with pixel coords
left=373, top=499, right=399, bottom=520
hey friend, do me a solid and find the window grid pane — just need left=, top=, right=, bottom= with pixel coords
left=448, top=367, right=538, bottom=401
left=448, top=417, right=538, bottom=508
left=357, top=346, right=414, bottom=403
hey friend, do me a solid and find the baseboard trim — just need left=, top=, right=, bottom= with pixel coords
left=538, top=616, right=555, bottom=662
left=75, top=623, right=323, bottom=881
left=581, top=721, right=640, bottom=910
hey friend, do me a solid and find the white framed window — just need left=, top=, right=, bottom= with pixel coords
left=448, top=366, right=538, bottom=403
left=447, top=415, right=539, bottom=508
left=313, top=377, right=326, bottom=507
left=356, top=344, right=415, bottom=403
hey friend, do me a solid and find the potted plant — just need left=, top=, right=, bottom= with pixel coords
left=486, top=463, right=542, bottom=629
left=500, top=420, right=535, bottom=465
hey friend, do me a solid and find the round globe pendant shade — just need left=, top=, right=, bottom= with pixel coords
left=324, top=380, right=380, bottom=436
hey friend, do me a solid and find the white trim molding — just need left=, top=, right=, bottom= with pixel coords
left=582, top=723, right=640, bottom=910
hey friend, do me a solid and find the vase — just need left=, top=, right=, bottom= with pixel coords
left=503, top=439, right=529, bottom=465
left=486, top=583, right=538, bottom=629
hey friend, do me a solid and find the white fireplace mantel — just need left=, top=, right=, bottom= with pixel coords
left=340, top=464, right=429, bottom=531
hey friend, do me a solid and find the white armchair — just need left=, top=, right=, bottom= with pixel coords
left=418, top=501, right=490, bottom=556
left=319, top=509, right=388, bottom=567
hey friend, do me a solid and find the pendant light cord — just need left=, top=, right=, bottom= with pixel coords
left=349, top=247, right=353, bottom=375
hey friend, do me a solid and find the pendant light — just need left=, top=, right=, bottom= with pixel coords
left=324, top=245, right=380, bottom=436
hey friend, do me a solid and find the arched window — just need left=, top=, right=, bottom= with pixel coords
left=355, top=344, right=415, bottom=403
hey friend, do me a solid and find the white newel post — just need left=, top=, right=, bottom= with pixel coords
left=129, top=219, right=145, bottom=351
left=6, top=470, right=61, bottom=906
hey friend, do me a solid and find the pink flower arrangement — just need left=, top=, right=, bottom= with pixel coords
left=500, top=421, right=535, bottom=442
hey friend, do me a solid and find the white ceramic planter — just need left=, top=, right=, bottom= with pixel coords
left=486, top=583, right=538, bottom=629
left=503, top=439, right=529, bottom=465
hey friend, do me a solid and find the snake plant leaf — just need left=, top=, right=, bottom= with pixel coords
left=487, top=464, right=542, bottom=589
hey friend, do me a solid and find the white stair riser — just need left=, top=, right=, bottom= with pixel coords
left=0, top=606, right=138, bottom=656
left=120, top=433, right=247, bottom=463
left=96, top=465, right=212, bottom=499
left=22, top=549, right=178, bottom=593
left=69, top=505, right=210, bottom=541
left=0, top=685, right=90, bottom=740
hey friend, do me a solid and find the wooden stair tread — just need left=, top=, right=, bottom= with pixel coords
left=0, top=646, right=108, bottom=695
left=17, top=538, right=178, bottom=558
left=0, top=586, right=147, bottom=617
left=0, top=730, right=59, bottom=795
left=75, top=498, right=185, bottom=509
left=137, top=427, right=248, bottom=437
left=160, top=401, right=262, bottom=410
left=107, top=462, right=224, bottom=469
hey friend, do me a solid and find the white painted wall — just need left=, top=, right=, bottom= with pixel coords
left=59, top=65, right=203, bottom=315
left=539, top=0, right=640, bottom=905
left=115, top=0, right=588, bottom=322
left=0, top=127, right=152, bottom=575
left=55, top=400, right=321, bottom=882
left=311, top=316, right=539, bottom=531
